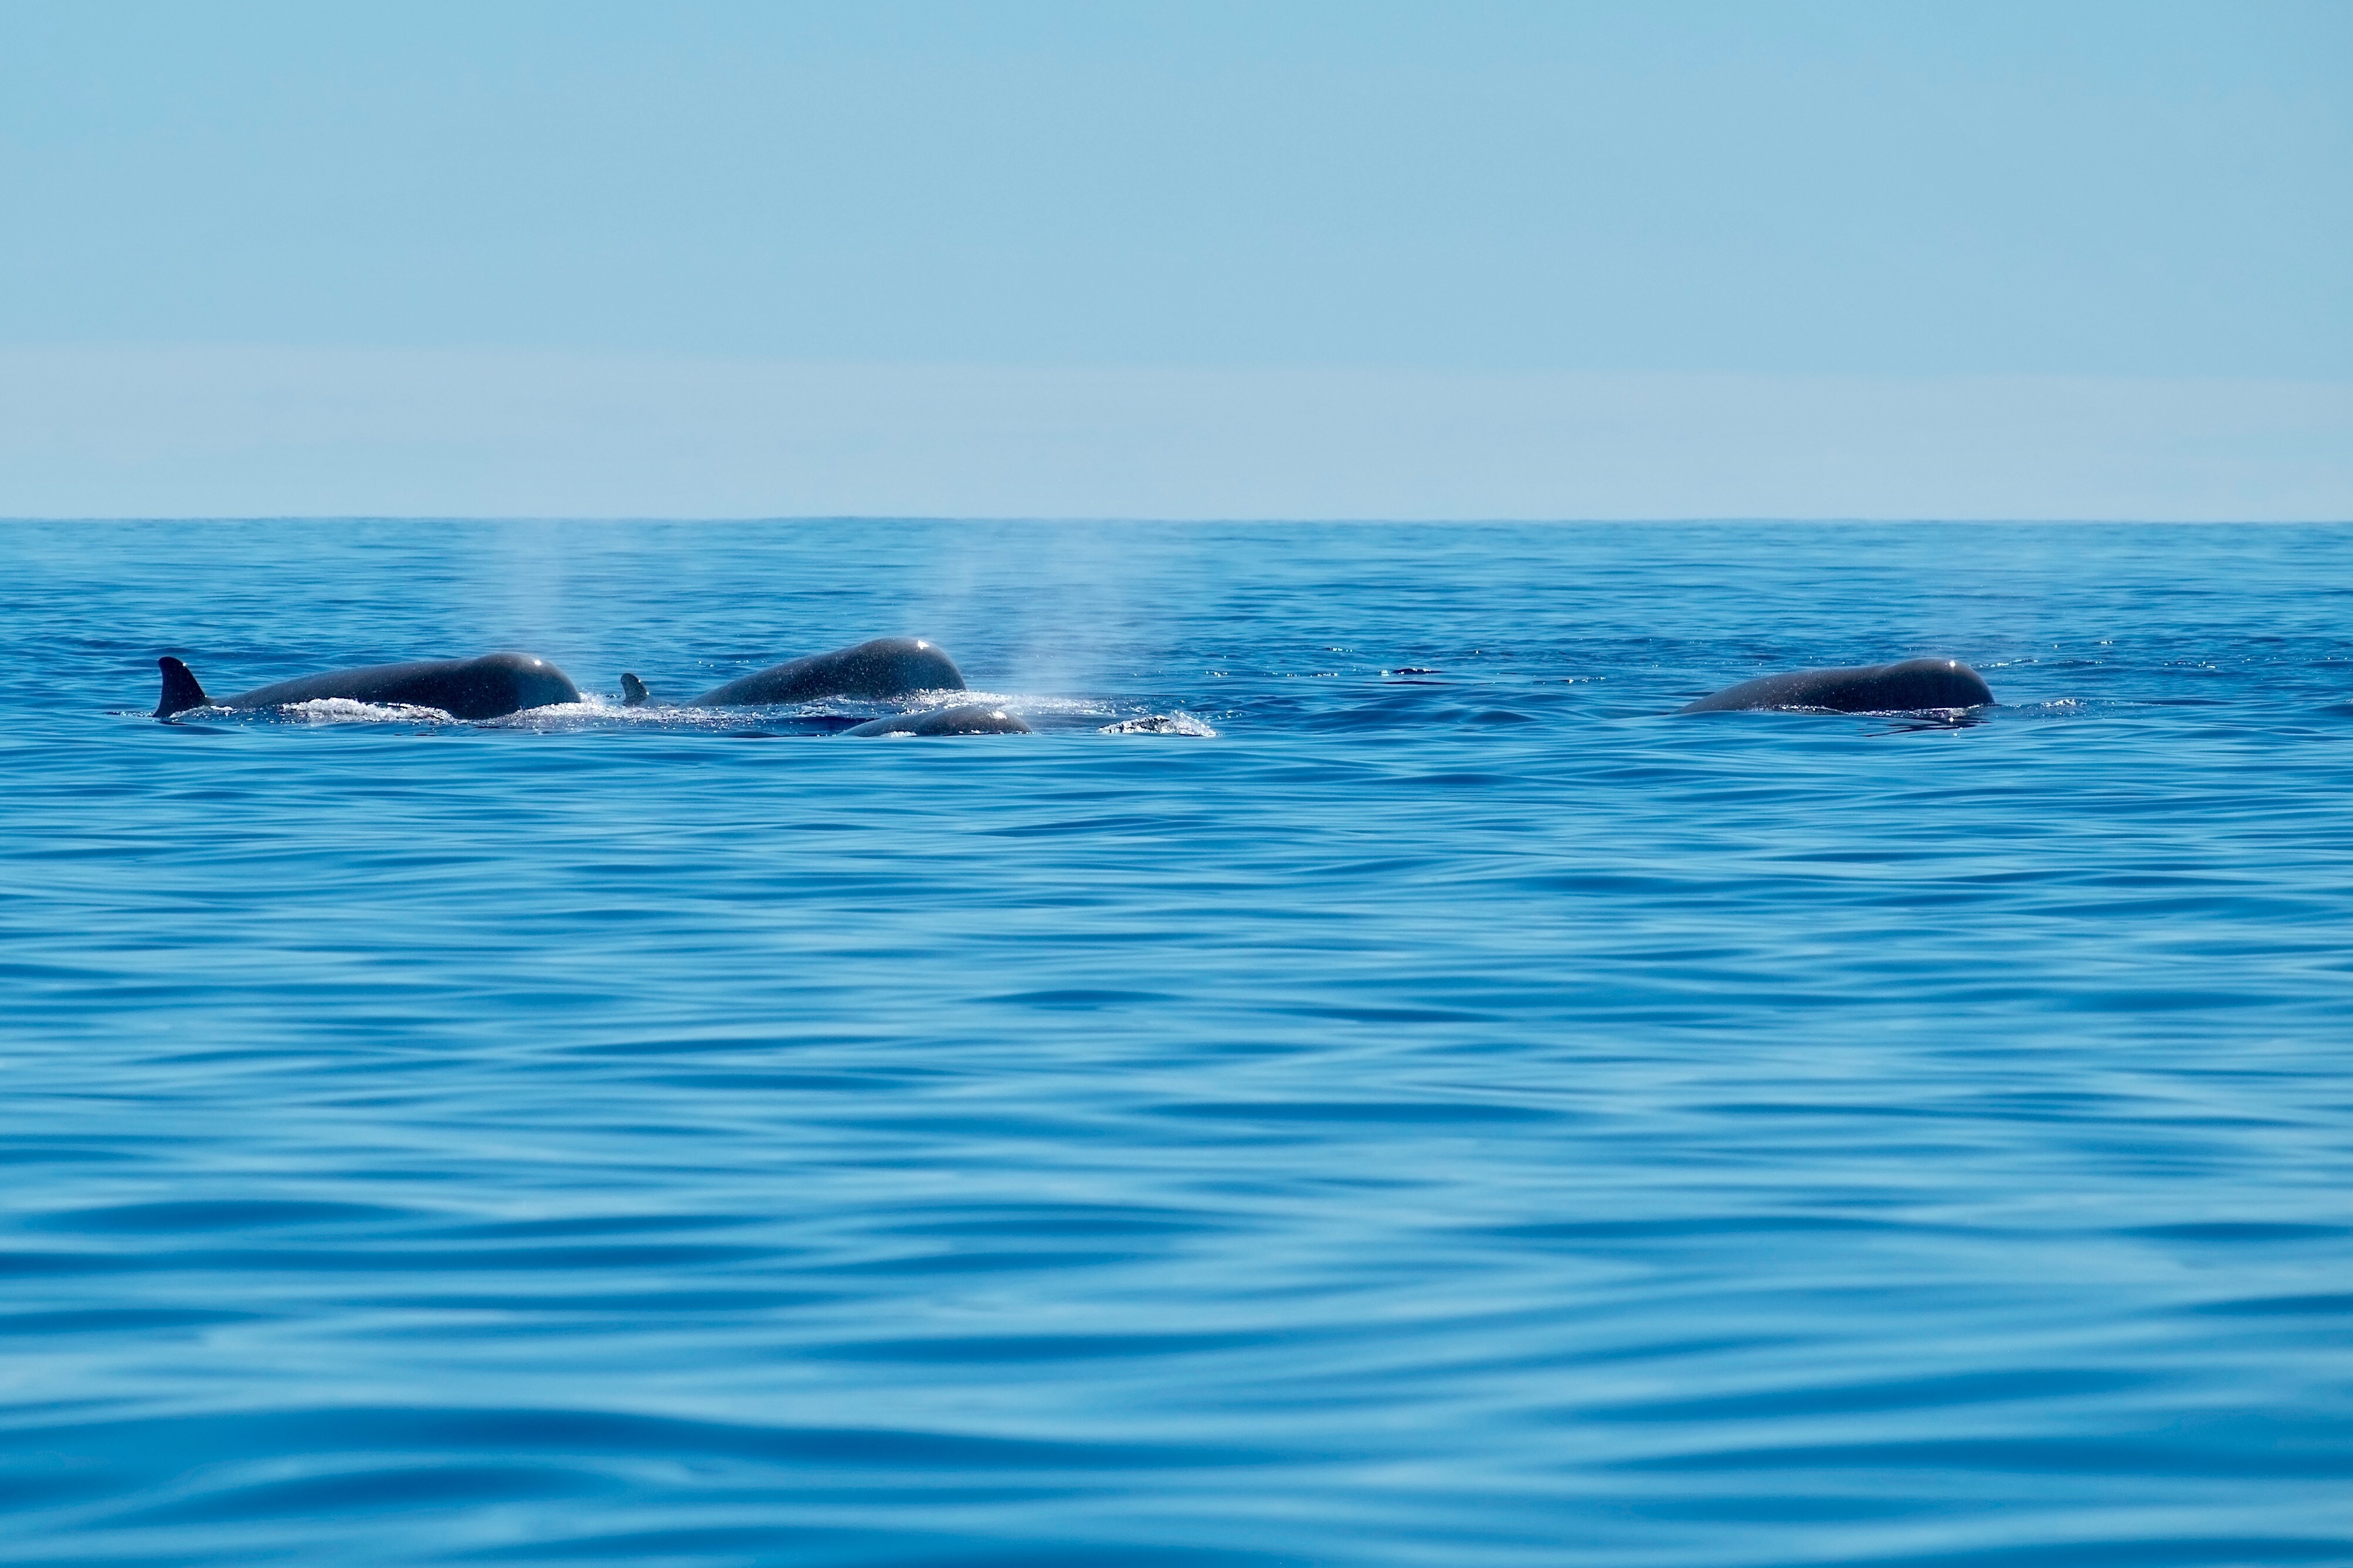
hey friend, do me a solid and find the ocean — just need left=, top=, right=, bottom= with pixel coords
left=4, top=519, right=2349, bottom=1566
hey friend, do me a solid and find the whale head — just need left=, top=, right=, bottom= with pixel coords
left=468, top=652, right=582, bottom=715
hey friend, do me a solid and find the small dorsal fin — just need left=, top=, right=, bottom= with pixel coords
left=155, top=656, right=210, bottom=718
left=620, top=672, right=649, bottom=707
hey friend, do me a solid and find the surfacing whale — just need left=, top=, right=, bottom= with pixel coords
left=843, top=704, right=1032, bottom=737
left=155, top=652, right=580, bottom=720
left=1680, top=658, right=1994, bottom=714
left=692, top=638, right=965, bottom=706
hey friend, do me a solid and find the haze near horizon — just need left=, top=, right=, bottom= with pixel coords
left=2, top=1, right=2347, bottom=519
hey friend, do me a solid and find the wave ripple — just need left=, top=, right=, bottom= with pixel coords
left=4, top=521, right=2351, bottom=1566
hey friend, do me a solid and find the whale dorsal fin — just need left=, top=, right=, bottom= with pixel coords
left=620, top=672, right=649, bottom=707
left=155, top=656, right=209, bottom=717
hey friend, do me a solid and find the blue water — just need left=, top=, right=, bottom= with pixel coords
left=4, top=520, right=2350, bottom=1567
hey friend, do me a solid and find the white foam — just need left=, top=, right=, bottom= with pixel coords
left=1099, top=712, right=1217, bottom=737
left=483, top=699, right=616, bottom=726
left=276, top=698, right=455, bottom=723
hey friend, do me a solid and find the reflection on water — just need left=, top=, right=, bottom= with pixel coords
left=2, top=521, right=2349, bottom=1566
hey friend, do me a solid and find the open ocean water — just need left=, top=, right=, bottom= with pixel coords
left=2, top=518, right=2349, bottom=1567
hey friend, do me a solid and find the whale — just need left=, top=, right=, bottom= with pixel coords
left=843, top=704, right=1032, bottom=737
left=1680, top=658, right=1994, bottom=714
left=690, top=638, right=965, bottom=706
left=155, top=652, right=581, bottom=720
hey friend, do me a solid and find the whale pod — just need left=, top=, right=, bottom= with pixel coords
left=1680, top=658, right=1994, bottom=714
left=843, top=705, right=1032, bottom=737
left=155, top=652, right=581, bottom=720
left=693, top=638, right=965, bottom=706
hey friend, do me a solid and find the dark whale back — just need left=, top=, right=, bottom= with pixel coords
left=1680, top=658, right=1994, bottom=714
left=843, top=704, right=1031, bottom=737
left=693, top=638, right=965, bottom=706
left=158, top=652, right=580, bottom=720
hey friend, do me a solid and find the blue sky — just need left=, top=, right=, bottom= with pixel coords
left=2, top=2, right=2347, bottom=517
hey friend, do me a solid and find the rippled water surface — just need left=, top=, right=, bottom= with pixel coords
left=4, top=520, right=2351, bottom=1566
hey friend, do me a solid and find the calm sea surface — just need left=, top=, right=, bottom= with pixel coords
left=3, top=520, right=2349, bottom=1567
